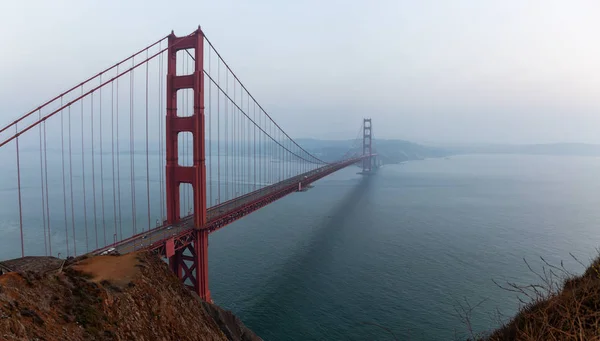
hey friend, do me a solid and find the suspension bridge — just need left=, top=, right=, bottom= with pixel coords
left=0, top=27, right=377, bottom=301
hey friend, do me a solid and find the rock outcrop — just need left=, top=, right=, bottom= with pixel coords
left=0, top=252, right=261, bottom=341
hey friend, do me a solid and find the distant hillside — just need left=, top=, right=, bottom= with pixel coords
left=450, top=143, right=600, bottom=157
left=296, top=138, right=451, bottom=164
left=284, top=139, right=600, bottom=164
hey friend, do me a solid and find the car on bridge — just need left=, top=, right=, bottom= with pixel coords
left=100, top=247, right=116, bottom=256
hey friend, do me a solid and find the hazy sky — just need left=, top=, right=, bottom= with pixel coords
left=2, top=0, right=600, bottom=144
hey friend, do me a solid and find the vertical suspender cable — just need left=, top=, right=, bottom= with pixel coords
left=38, top=110, right=48, bottom=256
left=239, top=88, right=241, bottom=195
left=238, top=82, right=242, bottom=195
left=262, top=110, right=265, bottom=185
left=279, top=128, right=281, bottom=179
left=259, top=108, right=262, bottom=187
left=267, top=113, right=270, bottom=184
left=272, top=121, right=275, bottom=185
left=270, top=121, right=273, bottom=185
left=241, top=87, right=244, bottom=195
left=253, top=101, right=256, bottom=191
left=233, top=78, right=236, bottom=196
left=81, top=86, right=89, bottom=252
left=208, top=48, right=212, bottom=207
left=241, top=91, right=244, bottom=194
left=61, top=97, right=71, bottom=255
left=68, top=105, right=76, bottom=253
left=236, top=80, right=238, bottom=195
left=145, top=49, right=151, bottom=231
left=285, top=135, right=287, bottom=179
left=43, top=112, right=51, bottom=256
left=225, top=71, right=228, bottom=200
left=266, top=117, right=268, bottom=185
left=217, top=54, right=221, bottom=204
left=155, top=48, right=160, bottom=222
left=262, top=110, right=265, bottom=186
left=284, top=132, right=286, bottom=179
left=280, top=130, right=283, bottom=181
left=247, top=94, right=251, bottom=193
left=233, top=79, right=236, bottom=197
left=238, top=81, right=241, bottom=195
left=272, top=122, right=275, bottom=184
left=130, top=60, right=137, bottom=234
left=232, top=72, right=235, bottom=197
left=244, top=89, right=246, bottom=194
left=116, top=65, right=123, bottom=240
left=243, top=88, right=246, bottom=193
left=268, top=114, right=270, bottom=184
left=100, top=76, right=107, bottom=246
left=246, top=91, right=249, bottom=193
left=111, top=77, right=118, bottom=241
left=15, top=125, right=24, bottom=257
left=91, top=92, right=98, bottom=249
left=158, top=45, right=165, bottom=221
left=275, top=129, right=278, bottom=181
left=273, top=122, right=276, bottom=184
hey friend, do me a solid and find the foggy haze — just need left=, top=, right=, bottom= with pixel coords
left=2, top=0, right=599, bottom=144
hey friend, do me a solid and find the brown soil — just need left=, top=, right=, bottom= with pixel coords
left=71, top=253, right=140, bottom=287
left=0, top=252, right=262, bottom=341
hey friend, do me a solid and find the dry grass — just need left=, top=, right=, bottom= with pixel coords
left=480, top=254, right=600, bottom=341
left=70, top=252, right=141, bottom=287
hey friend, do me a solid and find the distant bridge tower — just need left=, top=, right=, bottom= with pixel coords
left=362, top=118, right=372, bottom=173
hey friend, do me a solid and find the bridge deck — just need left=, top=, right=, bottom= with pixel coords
left=100, top=156, right=368, bottom=256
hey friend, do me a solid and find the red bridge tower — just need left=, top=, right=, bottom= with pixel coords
left=362, top=118, right=372, bottom=173
left=164, top=28, right=210, bottom=302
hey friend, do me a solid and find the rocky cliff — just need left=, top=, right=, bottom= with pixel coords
left=0, top=252, right=261, bottom=341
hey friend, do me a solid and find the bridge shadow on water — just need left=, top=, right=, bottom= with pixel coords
left=241, top=174, right=375, bottom=338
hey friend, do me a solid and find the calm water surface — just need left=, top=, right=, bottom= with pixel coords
left=208, top=154, right=600, bottom=340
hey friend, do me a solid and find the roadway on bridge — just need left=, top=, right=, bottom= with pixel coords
left=108, top=165, right=336, bottom=255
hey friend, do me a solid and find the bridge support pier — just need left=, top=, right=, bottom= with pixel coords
left=168, top=230, right=210, bottom=301
left=195, top=229, right=210, bottom=300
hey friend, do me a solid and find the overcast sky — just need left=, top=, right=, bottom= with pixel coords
left=2, top=0, right=600, bottom=144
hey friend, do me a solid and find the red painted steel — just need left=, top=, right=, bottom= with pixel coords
left=363, top=118, right=372, bottom=173
left=165, top=28, right=210, bottom=301
left=166, top=238, right=175, bottom=258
